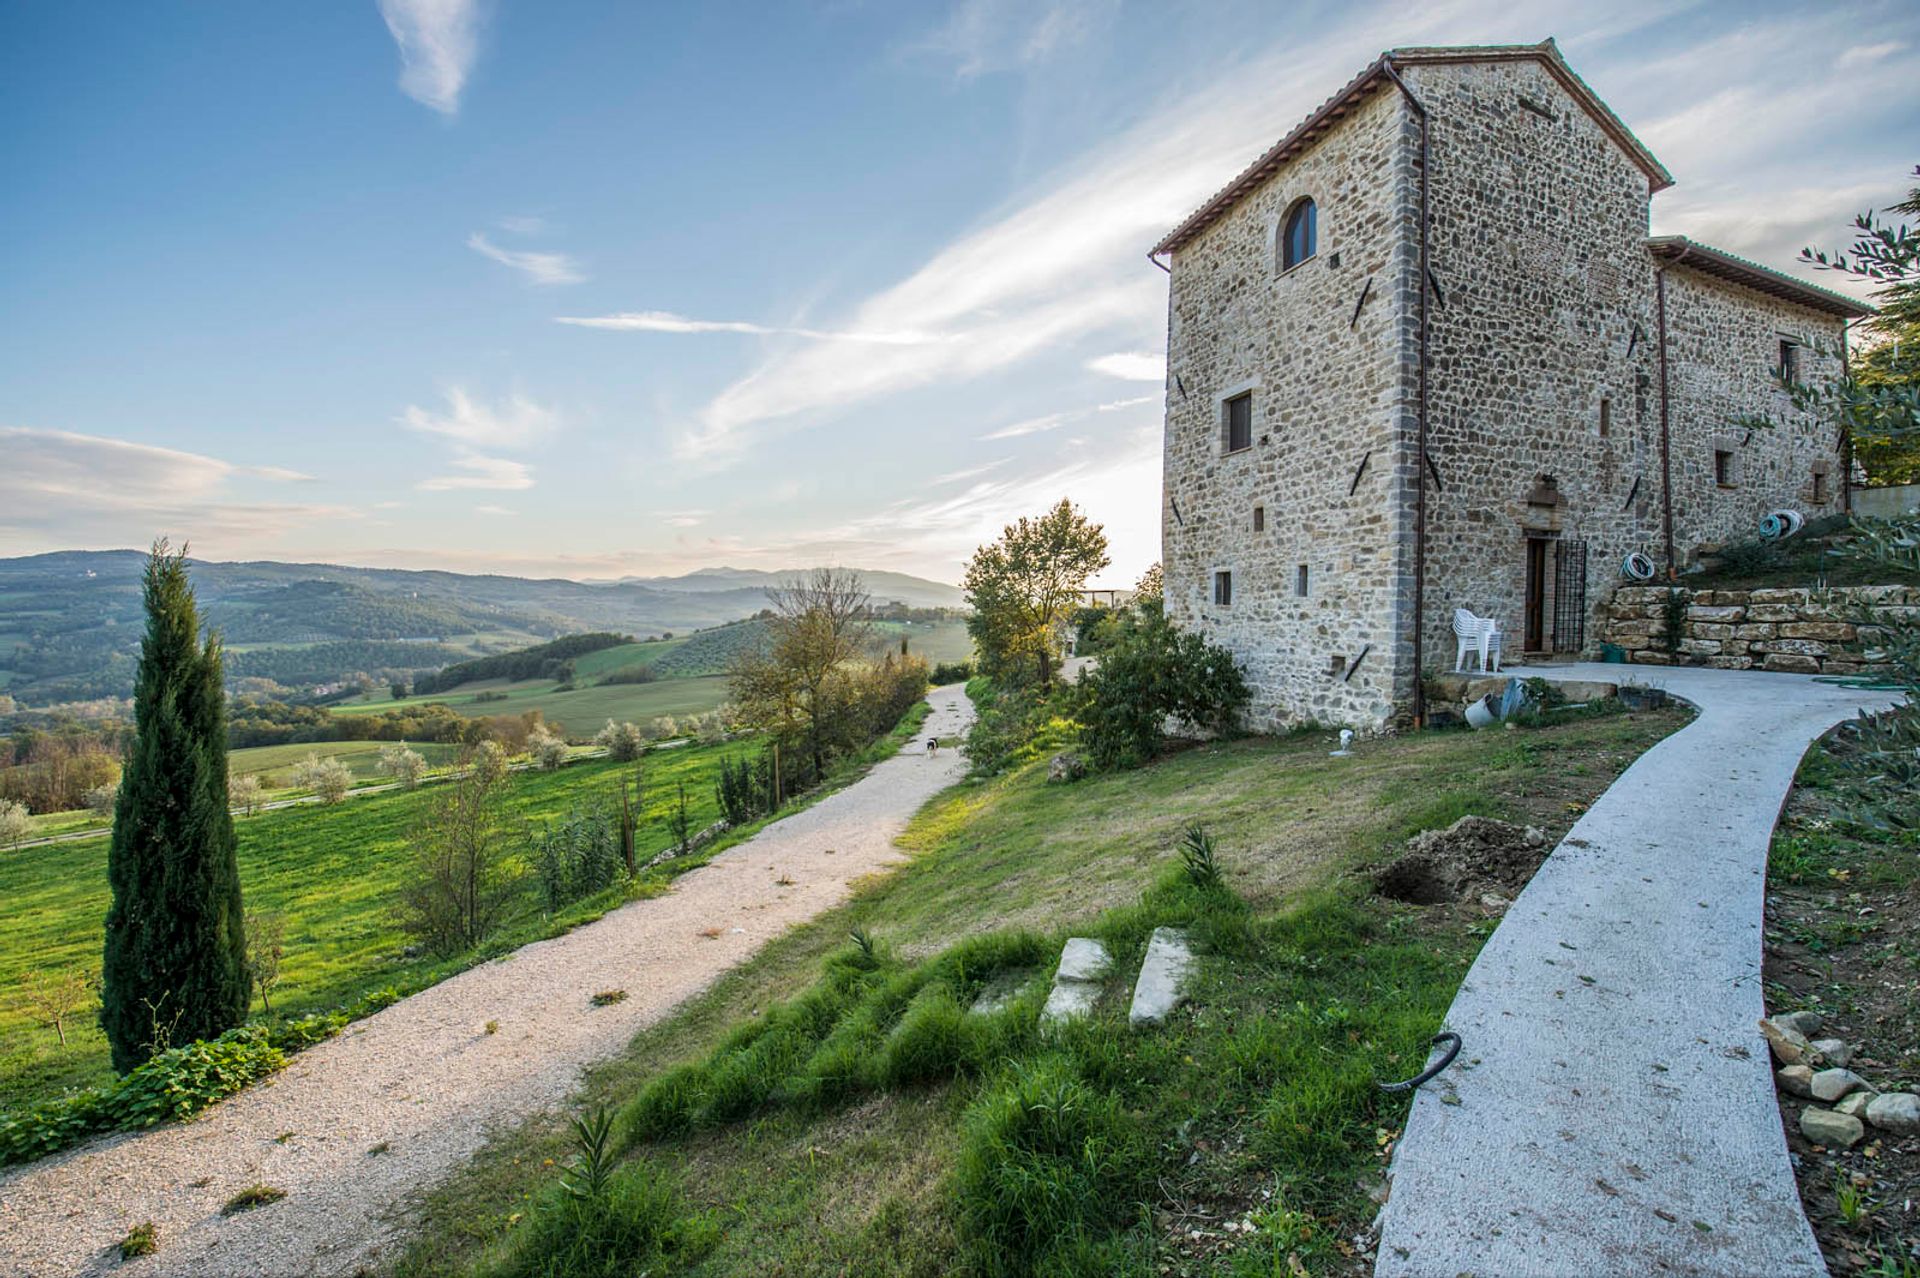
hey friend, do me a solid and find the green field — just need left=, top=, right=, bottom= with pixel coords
left=226, top=739, right=465, bottom=786
left=335, top=674, right=736, bottom=737
left=0, top=739, right=756, bottom=1115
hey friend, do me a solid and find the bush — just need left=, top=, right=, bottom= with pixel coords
left=592, top=719, right=645, bottom=762
left=930, top=660, right=976, bottom=685
left=112, top=1026, right=288, bottom=1128
left=535, top=808, right=625, bottom=911
left=475, top=1158, right=714, bottom=1278
left=714, top=751, right=775, bottom=827
left=84, top=780, right=119, bottom=816
left=599, top=663, right=656, bottom=685
left=1074, top=602, right=1248, bottom=770
left=377, top=743, right=427, bottom=789
left=0, top=797, right=30, bottom=848
left=529, top=726, right=569, bottom=771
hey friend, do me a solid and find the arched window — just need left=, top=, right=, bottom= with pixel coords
left=1281, top=198, right=1317, bottom=270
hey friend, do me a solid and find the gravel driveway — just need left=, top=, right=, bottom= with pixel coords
left=0, top=686, right=974, bottom=1278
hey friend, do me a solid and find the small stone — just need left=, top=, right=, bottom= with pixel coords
left=1809, top=1038, right=1852, bottom=1067
left=1810, top=1069, right=1869, bottom=1102
left=1864, top=1092, right=1920, bottom=1136
left=1479, top=892, right=1510, bottom=912
left=1799, top=1108, right=1864, bottom=1148
left=1046, top=751, right=1087, bottom=784
left=1772, top=1010, right=1823, bottom=1038
left=1758, top=1018, right=1817, bottom=1066
left=1775, top=1065, right=1814, bottom=1097
left=1523, top=826, right=1547, bottom=848
left=1834, top=1092, right=1876, bottom=1119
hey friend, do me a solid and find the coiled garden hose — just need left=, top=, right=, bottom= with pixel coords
left=1377, top=1031, right=1463, bottom=1092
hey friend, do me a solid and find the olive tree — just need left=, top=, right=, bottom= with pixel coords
left=963, top=500, right=1109, bottom=690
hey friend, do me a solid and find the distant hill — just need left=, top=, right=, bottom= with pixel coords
left=0, top=552, right=960, bottom=708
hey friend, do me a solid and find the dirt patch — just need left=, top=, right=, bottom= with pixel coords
left=1765, top=720, right=1920, bottom=1275
left=1373, top=815, right=1552, bottom=905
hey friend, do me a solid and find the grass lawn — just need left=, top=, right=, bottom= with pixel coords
left=227, top=739, right=465, bottom=787
left=0, top=737, right=759, bottom=1116
left=332, top=674, right=736, bottom=737
left=393, top=706, right=1687, bottom=1278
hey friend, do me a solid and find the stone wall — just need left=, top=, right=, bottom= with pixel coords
left=1602, top=584, right=1909, bottom=674
left=1161, top=84, right=1418, bottom=731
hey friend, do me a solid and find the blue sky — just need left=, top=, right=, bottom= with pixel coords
left=2, top=1, right=1915, bottom=585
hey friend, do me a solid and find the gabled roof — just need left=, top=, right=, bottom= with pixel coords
left=1150, top=39, right=1673, bottom=258
left=1648, top=236, right=1877, bottom=319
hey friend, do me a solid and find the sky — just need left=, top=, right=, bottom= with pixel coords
left=2, top=1, right=1916, bottom=587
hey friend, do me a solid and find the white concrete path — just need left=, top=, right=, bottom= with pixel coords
left=1377, top=664, right=1901, bottom=1278
left=0, top=688, right=973, bottom=1278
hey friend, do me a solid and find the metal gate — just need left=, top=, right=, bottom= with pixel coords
left=1552, top=539, right=1589, bottom=653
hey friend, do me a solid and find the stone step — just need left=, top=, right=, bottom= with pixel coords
left=1128, top=927, right=1195, bottom=1028
left=1041, top=937, right=1111, bottom=1026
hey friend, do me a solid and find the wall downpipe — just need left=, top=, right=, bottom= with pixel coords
left=1654, top=244, right=1688, bottom=578
left=1382, top=58, right=1431, bottom=727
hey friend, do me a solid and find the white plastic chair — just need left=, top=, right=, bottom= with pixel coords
left=1453, top=608, right=1502, bottom=673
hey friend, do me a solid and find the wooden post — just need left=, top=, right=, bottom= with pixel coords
left=772, top=743, right=782, bottom=810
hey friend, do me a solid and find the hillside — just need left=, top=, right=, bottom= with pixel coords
left=0, top=552, right=960, bottom=708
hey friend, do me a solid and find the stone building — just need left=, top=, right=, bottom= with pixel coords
left=1151, top=40, right=1873, bottom=730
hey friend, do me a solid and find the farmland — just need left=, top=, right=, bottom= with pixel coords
left=0, top=740, right=756, bottom=1115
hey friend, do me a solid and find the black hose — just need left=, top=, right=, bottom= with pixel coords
left=1377, top=1032, right=1462, bottom=1092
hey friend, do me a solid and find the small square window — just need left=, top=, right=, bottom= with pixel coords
left=1213, top=570, right=1233, bottom=607
left=1223, top=393, right=1253, bottom=453
left=1295, top=564, right=1309, bottom=597
left=1778, top=340, right=1800, bottom=385
left=1714, top=449, right=1735, bottom=487
left=1252, top=505, right=1265, bottom=532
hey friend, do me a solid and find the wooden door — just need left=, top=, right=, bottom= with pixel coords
left=1524, top=538, right=1547, bottom=652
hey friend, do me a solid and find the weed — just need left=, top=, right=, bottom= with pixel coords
left=561, top=1108, right=618, bottom=1201
left=220, top=1184, right=286, bottom=1215
left=846, top=927, right=878, bottom=967
left=589, top=990, right=627, bottom=1008
left=470, top=1158, right=714, bottom=1278
left=1835, top=1175, right=1872, bottom=1230
left=368, top=1141, right=391, bottom=1156
left=118, top=1220, right=157, bottom=1259
left=1179, top=822, right=1224, bottom=890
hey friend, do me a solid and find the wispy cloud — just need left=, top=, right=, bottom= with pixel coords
left=377, top=0, right=483, bottom=116
left=929, top=459, right=1009, bottom=485
left=0, top=427, right=344, bottom=550
left=400, top=387, right=559, bottom=449
left=467, top=233, right=586, bottom=286
left=661, top=509, right=708, bottom=528
left=416, top=454, right=535, bottom=492
left=913, top=0, right=1114, bottom=80
left=474, top=503, right=517, bottom=516
left=1085, top=352, right=1163, bottom=382
left=978, top=391, right=1159, bottom=441
left=554, top=310, right=935, bottom=345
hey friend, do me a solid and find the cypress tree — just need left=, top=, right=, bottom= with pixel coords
left=101, top=541, right=248, bottom=1072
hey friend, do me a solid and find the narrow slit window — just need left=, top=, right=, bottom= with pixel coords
left=1213, top=570, right=1233, bottom=607
left=1598, top=396, right=1611, bottom=438
left=1295, top=564, right=1309, bottom=597
left=1778, top=339, right=1800, bottom=385
left=1252, top=505, right=1265, bottom=532
left=1812, top=468, right=1829, bottom=503
left=1714, top=449, right=1735, bottom=487
left=1223, top=392, right=1253, bottom=453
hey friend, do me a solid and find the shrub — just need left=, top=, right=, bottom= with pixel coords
left=1658, top=587, right=1690, bottom=655
left=119, top=1221, right=158, bottom=1259
left=113, top=1027, right=287, bottom=1128
left=647, top=716, right=679, bottom=742
left=227, top=773, right=263, bottom=817
left=593, top=719, right=646, bottom=762
left=220, top=1184, right=286, bottom=1215
left=1074, top=601, right=1248, bottom=770
left=84, top=780, right=119, bottom=817
left=599, top=663, right=656, bottom=685
left=470, top=739, right=511, bottom=785
left=535, top=809, right=624, bottom=912
left=244, top=910, right=286, bottom=1014
left=396, top=767, right=522, bottom=957
left=474, top=1157, right=714, bottom=1278
left=1179, top=822, right=1224, bottom=891
left=930, top=660, right=975, bottom=684
left=292, top=754, right=352, bottom=804
left=714, top=751, right=776, bottom=826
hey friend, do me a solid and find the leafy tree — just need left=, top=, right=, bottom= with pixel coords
left=728, top=569, right=874, bottom=779
left=84, top=781, right=119, bottom=817
left=594, top=719, right=646, bottom=762
left=529, top=725, right=569, bottom=771
left=963, top=500, right=1110, bottom=689
left=293, top=753, right=352, bottom=804
left=1073, top=601, right=1249, bottom=771
left=1133, top=561, right=1164, bottom=603
left=102, top=541, right=250, bottom=1073
left=470, top=738, right=510, bottom=785
left=0, top=798, right=31, bottom=849
left=227, top=773, right=263, bottom=817
left=378, top=742, right=428, bottom=789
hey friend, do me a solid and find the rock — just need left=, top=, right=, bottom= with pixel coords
left=1810, top=1069, right=1869, bottom=1102
left=1046, top=752, right=1087, bottom=784
left=1759, top=1018, right=1818, bottom=1066
left=1775, top=1065, right=1814, bottom=1098
left=1800, top=1108, right=1865, bottom=1148
left=1041, top=981, right=1101, bottom=1024
left=1865, top=1092, right=1920, bottom=1136
left=1522, top=826, right=1547, bottom=848
left=1771, top=1010, right=1823, bottom=1037
left=1054, top=938, right=1112, bottom=983
left=1478, top=892, right=1510, bottom=913
left=1809, top=1038, right=1852, bottom=1067
left=1128, top=927, right=1195, bottom=1028
left=1834, top=1092, right=1876, bottom=1119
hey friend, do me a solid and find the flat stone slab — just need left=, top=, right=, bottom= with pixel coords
left=1054, top=937, right=1112, bottom=983
left=1377, top=662, right=1901, bottom=1278
left=968, top=969, right=1038, bottom=1017
left=1042, top=938, right=1111, bottom=1026
left=1128, top=927, right=1195, bottom=1027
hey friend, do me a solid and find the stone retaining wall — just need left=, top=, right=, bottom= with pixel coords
left=1602, top=585, right=1913, bottom=673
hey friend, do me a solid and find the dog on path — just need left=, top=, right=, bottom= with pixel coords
left=926, top=738, right=939, bottom=757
